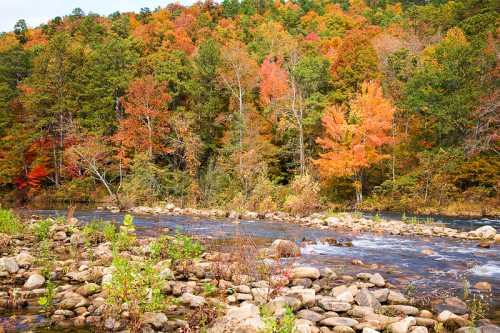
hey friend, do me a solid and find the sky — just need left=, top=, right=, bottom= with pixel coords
left=0, top=0, right=191, bottom=33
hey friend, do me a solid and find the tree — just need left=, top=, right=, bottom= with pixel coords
left=259, top=50, right=330, bottom=175
left=66, top=134, right=121, bottom=207
left=113, top=75, right=172, bottom=160
left=314, top=81, right=395, bottom=203
left=13, top=20, right=28, bottom=44
left=21, top=32, right=80, bottom=188
left=218, top=40, right=258, bottom=169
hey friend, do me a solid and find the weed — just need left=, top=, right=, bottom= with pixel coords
left=401, top=212, right=408, bottom=223
left=203, top=282, right=217, bottom=296
left=105, top=255, right=166, bottom=331
left=0, top=209, right=23, bottom=235
left=34, top=219, right=53, bottom=241
left=433, top=322, right=444, bottom=333
left=38, top=279, right=56, bottom=311
left=167, top=231, right=203, bottom=261
left=261, top=305, right=296, bottom=333
left=373, top=213, right=381, bottom=223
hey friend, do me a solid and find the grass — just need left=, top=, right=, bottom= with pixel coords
left=34, top=218, right=53, bottom=241
left=0, top=208, right=23, bottom=235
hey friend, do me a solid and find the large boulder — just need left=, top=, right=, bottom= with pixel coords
left=270, top=239, right=301, bottom=258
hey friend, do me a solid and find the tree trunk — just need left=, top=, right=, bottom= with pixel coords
left=354, top=172, right=363, bottom=204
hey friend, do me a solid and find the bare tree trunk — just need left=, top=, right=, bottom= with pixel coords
left=237, top=81, right=244, bottom=170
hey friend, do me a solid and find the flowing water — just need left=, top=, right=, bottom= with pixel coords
left=3, top=209, right=500, bottom=331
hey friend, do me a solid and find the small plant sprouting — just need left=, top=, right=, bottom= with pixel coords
left=35, top=219, right=53, bottom=241
left=203, top=282, right=217, bottom=296
left=373, top=213, right=381, bottom=223
left=38, top=279, right=56, bottom=311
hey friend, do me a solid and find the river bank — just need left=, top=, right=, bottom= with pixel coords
left=1, top=213, right=499, bottom=333
left=121, top=204, right=500, bottom=243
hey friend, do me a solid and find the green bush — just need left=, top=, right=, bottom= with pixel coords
left=167, top=232, right=204, bottom=261
left=0, top=208, right=23, bottom=235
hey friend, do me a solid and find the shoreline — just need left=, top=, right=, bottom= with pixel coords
left=121, top=205, right=499, bottom=243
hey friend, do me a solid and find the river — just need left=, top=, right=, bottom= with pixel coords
left=2, top=209, right=499, bottom=331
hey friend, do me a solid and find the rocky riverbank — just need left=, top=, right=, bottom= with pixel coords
left=126, top=205, right=499, bottom=243
left=1, top=214, right=499, bottom=333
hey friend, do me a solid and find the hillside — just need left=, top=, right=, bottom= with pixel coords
left=0, top=0, right=498, bottom=215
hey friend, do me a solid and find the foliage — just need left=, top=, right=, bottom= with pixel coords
left=0, top=0, right=497, bottom=214
left=0, top=208, right=23, bottom=235
left=261, top=305, right=296, bottom=333
left=105, top=255, right=166, bottom=328
left=34, top=219, right=53, bottom=241
left=283, top=174, right=322, bottom=216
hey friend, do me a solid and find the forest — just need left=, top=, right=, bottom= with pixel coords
left=0, top=0, right=498, bottom=216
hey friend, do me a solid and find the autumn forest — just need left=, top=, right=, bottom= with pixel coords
left=0, top=0, right=498, bottom=216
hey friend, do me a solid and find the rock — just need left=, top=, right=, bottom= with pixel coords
left=437, top=310, right=457, bottom=323
left=373, top=289, right=389, bottom=303
left=270, top=239, right=301, bottom=257
left=292, top=266, right=321, bottom=280
left=369, top=273, right=385, bottom=287
left=251, top=288, right=271, bottom=304
left=59, top=292, right=89, bottom=309
left=474, top=282, right=492, bottom=291
left=236, top=293, right=253, bottom=301
left=297, top=309, right=325, bottom=323
left=24, top=273, right=45, bottom=290
left=318, top=297, right=352, bottom=312
left=387, top=290, right=409, bottom=304
left=333, top=326, right=356, bottom=333
left=349, top=306, right=375, bottom=318
left=335, top=290, right=354, bottom=303
left=410, top=326, right=428, bottom=333
left=287, top=288, right=316, bottom=308
left=415, top=318, right=437, bottom=327
left=385, top=305, right=420, bottom=316
left=53, top=231, right=67, bottom=241
left=76, top=283, right=101, bottom=297
left=207, top=302, right=263, bottom=333
left=143, top=312, right=168, bottom=329
left=355, top=288, right=381, bottom=310
left=180, top=293, right=205, bottom=307
left=0, top=257, right=19, bottom=274
left=421, top=249, right=436, bottom=256
left=363, top=328, right=380, bottom=333
left=15, top=252, right=35, bottom=267
left=472, top=226, right=496, bottom=239
left=320, top=317, right=359, bottom=327
left=389, top=317, right=416, bottom=333
left=442, top=297, right=468, bottom=315
left=479, top=325, right=500, bottom=333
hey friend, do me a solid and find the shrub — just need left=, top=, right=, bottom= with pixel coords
left=0, top=209, right=23, bottom=235
left=283, top=174, right=322, bottom=216
left=105, top=255, right=166, bottom=330
left=166, top=232, right=204, bottom=261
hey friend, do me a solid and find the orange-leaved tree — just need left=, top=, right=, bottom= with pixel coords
left=314, top=81, right=395, bottom=203
left=113, top=75, right=172, bottom=160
